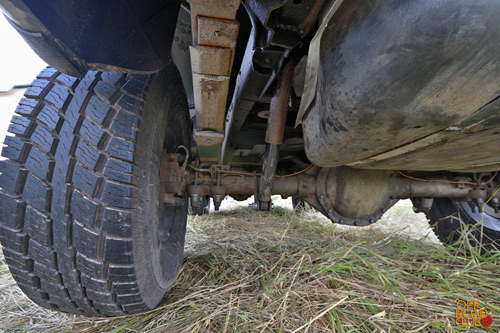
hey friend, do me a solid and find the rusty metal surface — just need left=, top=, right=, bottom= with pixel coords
left=247, top=0, right=326, bottom=47
left=296, top=0, right=327, bottom=34
left=302, top=0, right=500, bottom=170
left=160, top=153, right=500, bottom=226
left=188, top=167, right=317, bottom=198
left=313, top=168, right=500, bottom=226
left=258, top=143, right=279, bottom=210
left=315, top=167, right=396, bottom=226
left=188, top=0, right=241, bottom=42
left=192, top=74, right=230, bottom=133
left=160, top=152, right=189, bottom=206
left=179, top=164, right=498, bottom=225
left=198, top=16, right=239, bottom=49
left=223, top=0, right=329, bottom=164
left=265, top=59, right=296, bottom=145
left=188, top=0, right=241, bottom=163
left=190, top=46, right=233, bottom=76
left=395, top=179, right=472, bottom=199
left=256, top=59, right=297, bottom=209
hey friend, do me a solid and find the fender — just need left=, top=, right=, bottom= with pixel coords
left=0, top=0, right=181, bottom=77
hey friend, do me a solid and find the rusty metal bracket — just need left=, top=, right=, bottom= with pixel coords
left=188, top=0, right=241, bottom=164
left=160, top=152, right=190, bottom=206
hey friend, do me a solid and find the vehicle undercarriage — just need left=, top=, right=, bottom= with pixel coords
left=0, top=0, right=499, bottom=316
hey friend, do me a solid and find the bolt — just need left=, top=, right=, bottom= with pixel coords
left=214, top=31, right=221, bottom=37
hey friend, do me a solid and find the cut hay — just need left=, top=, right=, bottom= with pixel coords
left=0, top=203, right=499, bottom=332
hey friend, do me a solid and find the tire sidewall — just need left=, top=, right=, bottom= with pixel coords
left=131, top=64, right=191, bottom=308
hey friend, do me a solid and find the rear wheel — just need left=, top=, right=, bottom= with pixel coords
left=427, top=198, right=500, bottom=253
left=0, top=64, right=191, bottom=316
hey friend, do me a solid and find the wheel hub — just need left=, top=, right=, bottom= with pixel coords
left=159, top=151, right=190, bottom=210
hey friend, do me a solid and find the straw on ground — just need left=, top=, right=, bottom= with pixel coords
left=0, top=202, right=498, bottom=332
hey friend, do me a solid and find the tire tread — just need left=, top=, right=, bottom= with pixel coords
left=0, top=68, right=158, bottom=316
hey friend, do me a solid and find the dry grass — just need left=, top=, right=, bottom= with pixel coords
left=1, top=203, right=499, bottom=332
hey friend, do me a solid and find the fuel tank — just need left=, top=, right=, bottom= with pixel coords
left=302, top=0, right=500, bottom=171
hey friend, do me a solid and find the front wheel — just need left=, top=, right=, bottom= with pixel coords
left=0, top=64, right=191, bottom=316
left=427, top=198, right=500, bottom=253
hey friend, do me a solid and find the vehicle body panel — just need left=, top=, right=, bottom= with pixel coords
left=0, top=0, right=181, bottom=77
left=301, top=0, right=500, bottom=172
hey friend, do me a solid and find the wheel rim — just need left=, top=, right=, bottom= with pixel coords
left=459, top=202, right=500, bottom=232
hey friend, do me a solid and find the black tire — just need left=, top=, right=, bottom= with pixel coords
left=0, top=64, right=191, bottom=316
left=189, top=195, right=210, bottom=216
left=427, top=198, right=500, bottom=253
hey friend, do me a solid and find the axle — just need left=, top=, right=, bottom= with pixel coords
left=162, top=153, right=500, bottom=225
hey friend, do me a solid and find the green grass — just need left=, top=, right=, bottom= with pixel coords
left=0, top=206, right=499, bottom=332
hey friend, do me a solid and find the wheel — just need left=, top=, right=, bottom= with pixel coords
left=427, top=198, right=500, bottom=253
left=0, top=64, right=191, bottom=316
left=189, top=195, right=210, bottom=215
left=292, top=196, right=311, bottom=213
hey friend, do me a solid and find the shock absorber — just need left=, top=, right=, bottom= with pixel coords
left=258, top=59, right=297, bottom=210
